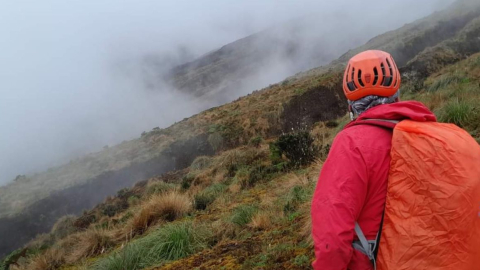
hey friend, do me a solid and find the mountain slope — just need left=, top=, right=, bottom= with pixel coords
left=3, top=0, right=479, bottom=223
left=2, top=1, right=480, bottom=269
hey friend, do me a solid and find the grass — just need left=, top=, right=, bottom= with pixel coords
left=66, top=229, right=114, bottom=263
left=438, top=98, right=474, bottom=127
left=5, top=25, right=480, bottom=270
left=190, top=156, right=212, bottom=171
left=93, top=221, right=211, bottom=270
left=249, top=211, right=273, bottom=230
left=145, top=181, right=176, bottom=196
left=283, top=185, right=311, bottom=214
left=127, top=191, right=192, bottom=236
left=426, top=74, right=462, bottom=92
left=231, top=205, right=258, bottom=227
left=14, top=248, right=65, bottom=270
left=193, top=183, right=227, bottom=210
left=50, top=215, right=76, bottom=240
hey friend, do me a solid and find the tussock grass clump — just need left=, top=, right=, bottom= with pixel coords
left=66, top=229, right=114, bottom=263
left=438, top=99, right=477, bottom=128
left=190, top=156, right=212, bottom=171
left=283, top=185, right=311, bottom=214
left=249, top=136, right=263, bottom=147
left=25, top=233, right=54, bottom=251
left=231, top=205, right=258, bottom=227
left=249, top=211, right=273, bottom=230
left=93, top=221, right=211, bottom=270
left=194, top=184, right=226, bottom=210
left=220, top=147, right=267, bottom=172
left=128, top=192, right=192, bottom=235
left=20, top=248, right=65, bottom=270
left=51, top=215, right=76, bottom=239
left=145, top=181, right=176, bottom=196
left=426, top=74, right=462, bottom=92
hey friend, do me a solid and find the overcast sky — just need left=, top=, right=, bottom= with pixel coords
left=0, top=0, right=454, bottom=185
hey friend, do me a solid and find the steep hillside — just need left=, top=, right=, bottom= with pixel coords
left=2, top=1, right=480, bottom=268
left=3, top=0, right=479, bottom=223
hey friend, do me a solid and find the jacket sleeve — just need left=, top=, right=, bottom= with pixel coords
left=311, top=133, right=369, bottom=270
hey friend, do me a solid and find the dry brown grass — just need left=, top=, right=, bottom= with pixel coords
left=249, top=211, right=273, bottom=230
left=13, top=248, right=65, bottom=270
left=50, top=215, right=76, bottom=239
left=25, top=233, right=53, bottom=250
left=211, top=219, right=237, bottom=241
left=127, top=191, right=192, bottom=235
left=228, top=183, right=241, bottom=194
left=66, top=229, right=114, bottom=263
left=299, top=202, right=313, bottom=248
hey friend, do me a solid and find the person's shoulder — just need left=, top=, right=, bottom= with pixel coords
left=333, top=124, right=392, bottom=149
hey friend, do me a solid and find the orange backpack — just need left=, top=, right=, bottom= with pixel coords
left=354, top=120, right=480, bottom=270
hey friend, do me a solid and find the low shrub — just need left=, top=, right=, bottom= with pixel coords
left=270, top=132, right=317, bottom=167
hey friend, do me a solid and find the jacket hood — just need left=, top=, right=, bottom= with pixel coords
left=355, top=101, right=437, bottom=123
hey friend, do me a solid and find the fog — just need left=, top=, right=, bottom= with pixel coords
left=0, top=0, right=454, bottom=185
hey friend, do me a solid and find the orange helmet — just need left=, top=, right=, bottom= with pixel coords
left=343, top=50, right=401, bottom=101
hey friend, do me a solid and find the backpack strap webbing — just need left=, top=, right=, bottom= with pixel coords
left=353, top=223, right=378, bottom=270
left=350, top=118, right=398, bottom=269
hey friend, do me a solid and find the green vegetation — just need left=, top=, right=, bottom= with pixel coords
left=194, top=184, right=227, bottom=210
left=93, top=222, right=211, bottom=270
left=3, top=5, right=480, bottom=269
left=231, top=205, right=258, bottom=226
left=249, top=136, right=263, bottom=147
left=270, top=132, right=317, bottom=167
left=438, top=98, right=474, bottom=127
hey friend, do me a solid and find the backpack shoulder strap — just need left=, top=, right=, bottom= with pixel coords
left=348, top=119, right=399, bottom=130
left=350, top=118, right=397, bottom=269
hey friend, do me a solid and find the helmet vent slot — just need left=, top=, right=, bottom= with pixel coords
left=383, top=76, right=393, bottom=86
left=358, top=69, right=365, bottom=87
left=347, top=81, right=356, bottom=91
left=373, top=67, right=379, bottom=85
left=386, top=58, right=393, bottom=77
left=380, top=63, right=386, bottom=86
left=346, top=64, right=350, bottom=83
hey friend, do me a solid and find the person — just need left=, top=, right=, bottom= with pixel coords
left=310, top=50, right=436, bottom=270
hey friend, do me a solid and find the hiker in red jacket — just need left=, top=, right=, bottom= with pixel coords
left=311, top=50, right=436, bottom=270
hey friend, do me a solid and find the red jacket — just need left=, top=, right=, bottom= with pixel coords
left=311, top=101, right=436, bottom=270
